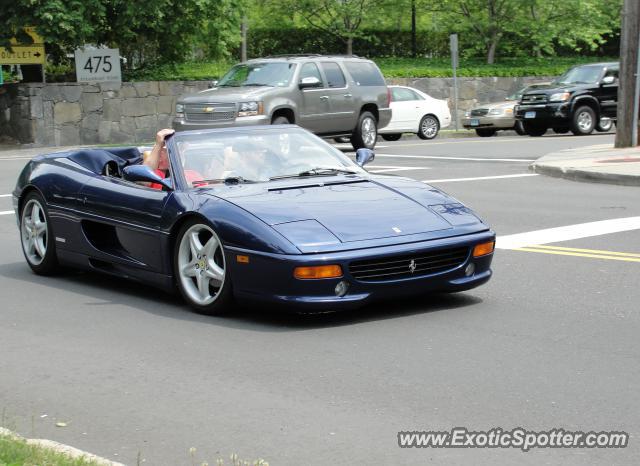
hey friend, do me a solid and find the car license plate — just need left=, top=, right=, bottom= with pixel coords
left=470, top=119, right=479, bottom=126
left=525, top=111, right=536, bottom=119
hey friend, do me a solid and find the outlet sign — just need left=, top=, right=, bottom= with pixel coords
left=75, top=48, right=121, bottom=83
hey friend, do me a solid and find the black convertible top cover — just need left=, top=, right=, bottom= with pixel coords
left=67, top=147, right=142, bottom=175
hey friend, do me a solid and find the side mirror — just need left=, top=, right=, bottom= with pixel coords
left=355, top=148, right=375, bottom=167
left=299, top=76, right=322, bottom=89
left=208, top=80, right=219, bottom=89
left=123, top=165, right=173, bottom=190
left=601, top=76, right=615, bottom=85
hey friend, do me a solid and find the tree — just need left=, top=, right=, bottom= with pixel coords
left=278, top=0, right=382, bottom=55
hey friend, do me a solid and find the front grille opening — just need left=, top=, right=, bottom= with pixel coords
left=349, top=246, right=469, bottom=281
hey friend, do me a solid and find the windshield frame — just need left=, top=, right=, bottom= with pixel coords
left=218, top=62, right=297, bottom=88
left=553, top=65, right=604, bottom=86
left=168, top=127, right=366, bottom=190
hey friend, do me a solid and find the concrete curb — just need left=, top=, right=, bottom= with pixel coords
left=529, top=163, right=640, bottom=186
left=0, top=427, right=125, bottom=466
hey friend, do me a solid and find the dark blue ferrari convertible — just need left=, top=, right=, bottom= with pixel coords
left=13, top=125, right=494, bottom=314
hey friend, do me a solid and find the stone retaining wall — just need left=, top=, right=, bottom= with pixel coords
left=0, top=81, right=209, bottom=146
left=0, top=76, right=552, bottom=147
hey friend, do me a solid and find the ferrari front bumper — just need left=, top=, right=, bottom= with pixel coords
left=226, top=230, right=495, bottom=311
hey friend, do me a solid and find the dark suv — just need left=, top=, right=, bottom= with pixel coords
left=515, top=62, right=618, bottom=136
left=173, top=55, right=392, bottom=150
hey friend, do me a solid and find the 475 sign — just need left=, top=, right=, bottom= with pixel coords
left=75, top=48, right=121, bottom=83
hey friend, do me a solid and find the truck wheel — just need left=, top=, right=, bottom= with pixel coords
left=272, top=115, right=290, bottom=125
left=596, top=117, right=613, bottom=132
left=523, top=122, right=547, bottom=137
left=475, top=128, right=496, bottom=137
left=351, top=111, right=378, bottom=150
left=514, top=121, right=526, bottom=136
left=571, top=106, right=596, bottom=135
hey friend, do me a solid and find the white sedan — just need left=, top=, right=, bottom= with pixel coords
left=379, top=85, right=452, bottom=141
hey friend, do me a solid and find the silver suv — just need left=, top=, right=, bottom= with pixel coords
left=173, top=55, right=392, bottom=150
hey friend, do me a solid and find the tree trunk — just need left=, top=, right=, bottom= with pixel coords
left=411, top=0, right=417, bottom=58
left=346, top=37, right=353, bottom=55
left=487, top=39, right=497, bottom=64
left=615, top=0, right=640, bottom=148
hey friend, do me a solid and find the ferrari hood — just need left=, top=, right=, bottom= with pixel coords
left=206, top=178, right=455, bottom=244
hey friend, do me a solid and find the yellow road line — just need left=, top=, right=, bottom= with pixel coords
left=514, top=247, right=640, bottom=263
left=533, top=245, right=640, bottom=258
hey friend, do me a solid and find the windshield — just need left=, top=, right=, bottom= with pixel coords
left=218, top=62, right=296, bottom=87
left=553, top=65, right=602, bottom=85
left=172, top=128, right=366, bottom=186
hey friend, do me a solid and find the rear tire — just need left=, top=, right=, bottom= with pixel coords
left=173, top=219, right=233, bottom=315
left=20, top=192, right=59, bottom=275
left=475, top=128, right=496, bottom=137
left=596, top=117, right=613, bottom=132
left=523, top=122, right=547, bottom=137
left=417, top=115, right=440, bottom=139
left=381, top=133, right=402, bottom=141
left=571, top=106, right=596, bottom=135
left=351, top=111, right=378, bottom=150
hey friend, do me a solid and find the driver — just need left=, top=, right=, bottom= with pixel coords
left=142, top=128, right=174, bottom=189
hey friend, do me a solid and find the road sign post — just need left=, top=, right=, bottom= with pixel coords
left=450, top=33, right=459, bottom=131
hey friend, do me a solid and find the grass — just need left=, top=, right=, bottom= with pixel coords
left=116, top=55, right=618, bottom=82
left=0, top=432, right=104, bottom=466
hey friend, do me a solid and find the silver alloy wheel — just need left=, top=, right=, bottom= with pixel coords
left=421, top=116, right=438, bottom=138
left=177, top=224, right=226, bottom=306
left=577, top=111, right=593, bottom=132
left=362, top=117, right=377, bottom=147
left=21, top=199, right=48, bottom=266
left=598, top=118, right=613, bottom=131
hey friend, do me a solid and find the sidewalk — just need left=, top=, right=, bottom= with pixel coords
left=530, top=144, right=640, bottom=186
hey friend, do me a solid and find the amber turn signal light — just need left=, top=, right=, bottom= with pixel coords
left=294, top=265, right=343, bottom=280
left=236, top=255, right=250, bottom=263
left=473, top=241, right=495, bottom=257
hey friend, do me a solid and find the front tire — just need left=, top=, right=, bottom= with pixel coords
left=571, top=106, right=596, bottom=135
left=514, top=120, right=526, bottom=136
left=271, top=115, right=290, bottom=125
left=351, top=111, right=378, bottom=150
left=475, top=128, right=496, bottom=137
left=20, top=192, right=59, bottom=275
left=174, top=219, right=233, bottom=315
left=417, top=115, right=440, bottom=140
left=523, top=122, right=547, bottom=137
left=381, top=133, right=402, bottom=141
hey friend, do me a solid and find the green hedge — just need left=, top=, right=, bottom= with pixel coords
left=115, top=56, right=617, bottom=82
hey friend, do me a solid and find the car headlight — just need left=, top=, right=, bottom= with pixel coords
left=175, top=103, right=184, bottom=118
left=549, top=92, right=570, bottom=102
left=464, top=111, right=470, bottom=117
left=238, top=101, right=264, bottom=117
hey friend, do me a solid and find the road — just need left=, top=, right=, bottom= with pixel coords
left=1, top=132, right=639, bottom=465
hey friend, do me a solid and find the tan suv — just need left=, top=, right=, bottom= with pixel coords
left=173, top=54, right=392, bottom=150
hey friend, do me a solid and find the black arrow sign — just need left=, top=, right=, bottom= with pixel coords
left=34, top=52, right=41, bottom=57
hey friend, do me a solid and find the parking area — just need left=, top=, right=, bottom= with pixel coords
left=1, top=132, right=639, bottom=465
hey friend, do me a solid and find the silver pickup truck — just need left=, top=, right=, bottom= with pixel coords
left=173, top=55, right=392, bottom=150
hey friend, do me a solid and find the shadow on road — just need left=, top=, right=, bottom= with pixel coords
left=0, top=261, right=483, bottom=331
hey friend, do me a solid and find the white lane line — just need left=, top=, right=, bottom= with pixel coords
left=424, top=174, right=539, bottom=183
left=375, top=153, right=535, bottom=162
left=0, top=210, right=15, bottom=215
left=497, top=216, right=640, bottom=250
left=391, top=133, right=614, bottom=148
left=0, top=156, right=33, bottom=161
left=0, top=194, right=12, bottom=197
left=368, top=165, right=430, bottom=173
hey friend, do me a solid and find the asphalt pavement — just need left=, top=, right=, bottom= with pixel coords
left=1, top=132, right=639, bottom=465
